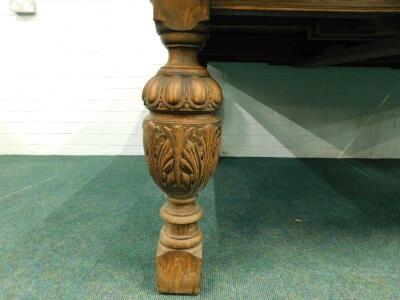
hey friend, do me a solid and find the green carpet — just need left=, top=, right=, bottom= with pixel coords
left=1, top=156, right=399, bottom=299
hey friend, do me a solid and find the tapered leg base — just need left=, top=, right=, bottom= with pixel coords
left=156, top=243, right=202, bottom=294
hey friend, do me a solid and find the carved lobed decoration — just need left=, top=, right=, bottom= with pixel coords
left=142, top=73, right=222, bottom=112
left=141, top=0, right=222, bottom=295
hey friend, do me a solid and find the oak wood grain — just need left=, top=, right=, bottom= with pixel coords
left=143, top=0, right=222, bottom=295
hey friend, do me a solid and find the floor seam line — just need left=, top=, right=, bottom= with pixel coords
left=0, top=177, right=58, bottom=201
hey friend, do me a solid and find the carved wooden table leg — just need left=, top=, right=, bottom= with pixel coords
left=141, top=0, right=222, bottom=295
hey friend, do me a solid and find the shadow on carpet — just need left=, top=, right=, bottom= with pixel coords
left=0, top=156, right=399, bottom=299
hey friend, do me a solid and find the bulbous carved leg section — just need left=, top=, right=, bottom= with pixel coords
left=142, top=0, right=221, bottom=295
left=142, top=113, right=221, bottom=294
left=143, top=113, right=221, bottom=198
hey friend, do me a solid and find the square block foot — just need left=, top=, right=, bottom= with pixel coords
left=156, top=246, right=202, bottom=295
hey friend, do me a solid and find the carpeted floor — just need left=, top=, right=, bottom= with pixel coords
left=1, top=156, right=399, bottom=300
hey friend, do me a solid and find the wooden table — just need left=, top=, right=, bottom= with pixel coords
left=141, top=0, right=400, bottom=294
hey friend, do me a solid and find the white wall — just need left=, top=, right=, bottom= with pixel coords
left=1, top=0, right=400, bottom=158
left=0, top=0, right=165, bottom=155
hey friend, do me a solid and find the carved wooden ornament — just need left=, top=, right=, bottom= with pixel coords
left=141, top=0, right=222, bottom=295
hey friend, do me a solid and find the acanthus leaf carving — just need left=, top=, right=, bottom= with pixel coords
left=143, top=115, right=221, bottom=198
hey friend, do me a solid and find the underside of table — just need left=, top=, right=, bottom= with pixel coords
left=142, top=0, right=400, bottom=294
